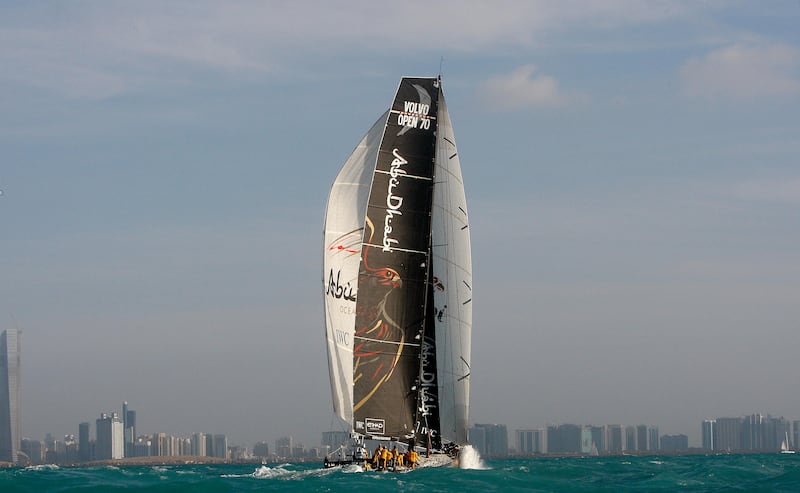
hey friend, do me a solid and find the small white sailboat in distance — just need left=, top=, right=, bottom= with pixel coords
left=780, top=432, right=795, bottom=454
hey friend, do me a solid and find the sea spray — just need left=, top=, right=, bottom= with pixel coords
left=459, top=444, right=488, bottom=469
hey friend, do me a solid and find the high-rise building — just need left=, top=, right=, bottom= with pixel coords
left=590, top=426, right=605, bottom=453
left=79, top=422, right=91, bottom=462
left=213, top=434, right=228, bottom=459
left=636, top=425, right=648, bottom=451
left=21, top=438, right=45, bottom=464
left=546, top=424, right=582, bottom=454
left=606, top=425, right=623, bottom=453
left=96, top=413, right=124, bottom=459
left=660, top=434, right=688, bottom=451
left=122, top=402, right=136, bottom=458
left=624, top=426, right=637, bottom=451
left=516, top=429, right=546, bottom=455
left=469, top=424, right=508, bottom=457
left=715, top=417, right=742, bottom=451
left=702, top=420, right=716, bottom=451
left=648, top=427, right=659, bottom=452
left=253, top=441, right=270, bottom=458
left=192, top=433, right=207, bottom=457
left=0, top=329, right=22, bottom=463
left=275, top=436, right=292, bottom=458
left=321, top=431, right=349, bottom=453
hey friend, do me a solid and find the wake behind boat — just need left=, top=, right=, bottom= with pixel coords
left=322, top=77, right=473, bottom=469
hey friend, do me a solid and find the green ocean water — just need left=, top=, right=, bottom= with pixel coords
left=2, top=454, right=800, bottom=492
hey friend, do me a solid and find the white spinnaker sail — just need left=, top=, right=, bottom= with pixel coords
left=431, top=92, right=472, bottom=444
left=323, top=111, right=388, bottom=425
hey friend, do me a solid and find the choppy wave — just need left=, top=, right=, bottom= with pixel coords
left=3, top=454, right=800, bottom=492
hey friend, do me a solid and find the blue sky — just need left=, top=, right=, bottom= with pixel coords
left=2, top=1, right=799, bottom=449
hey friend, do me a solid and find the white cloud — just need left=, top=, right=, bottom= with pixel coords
left=480, top=65, right=584, bottom=110
left=0, top=1, right=724, bottom=100
left=680, top=43, right=800, bottom=100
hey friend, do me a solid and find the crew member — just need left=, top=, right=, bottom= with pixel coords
left=406, top=448, right=418, bottom=469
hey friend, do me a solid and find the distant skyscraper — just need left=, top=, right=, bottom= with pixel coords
left=275, top=436, right=292, bottom=458
left=546, top=424, right=582, bottom=454
left=516, top=429, right=545, bottom=455
left=96, top=413, right=124, bottom=460
left=702, top=420, right=716, bottom=451
left=0, top=329, right=22, bottom=463
left=470, top=424, right=508, bottom=457
left=624, top=426, right=637, bottom=451
left=606, top=425, right=623, bottom=453
left=715, top=417, right=742, bottom=451
left=648, top=427, right=659, bottom=452
left=660, top=434, right=688, bottom=452
left=192, top=433, right=207, bottom=457
left=253, top=441, right=270, bottom=458
left=212, top=434, right=228, bottom=459
left=636, top=425, right=648, bottom=451
left=79, top=422, right=91, bottom=462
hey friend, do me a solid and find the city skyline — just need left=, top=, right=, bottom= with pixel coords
left=2, top=2, right=799, bottom=448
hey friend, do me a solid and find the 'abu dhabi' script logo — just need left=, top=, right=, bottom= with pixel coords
left=382, top=149, right=407, bottom=252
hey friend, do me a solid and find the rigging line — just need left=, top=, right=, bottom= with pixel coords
left=361, top=243, right=427, bottom=255
left=374, top=169, right=432, bottom=181
left=354, top=335, right=420, bottom=347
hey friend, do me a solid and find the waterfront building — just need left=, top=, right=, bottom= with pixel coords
left=741, top=413, right=765, bottom=451
left=649, top=427, right=659, bottom=451
left=715, top=417, right=742, bottom=451
left=213, top=434, right=228, bottom=459
left=660, top=434, right=688, bottom=451
left=590, top=426, right=605, bottom=453
left=321, top=431, right=348, bottom=452
left=95, top=413, right=124, bottom=460
left=794, top=421, right=800, bottom=451
left=21, top=438, right=45, bottom=464
left=275, top=436, right=292, bottom=458
left=625, top=426, right=637, bottom=451
left=470, top=423, right=508, bottom=457
left=253, top=441, right=270, bottom=458
left=122, top=404, right=136, bottom=458
left=702, top=419, right=716, bottom=451
left=580, top=427, right=593, bottom=454
left=79, top=422, right=91, bottom=462
left=606, top=425, right=623, bottom=453
left=546, top=424, right=582, bottom=454
left=516, top=428, right=546, bottom=455
left=152, top=433, right=169, bottom=456
left=192, top=433, right=207, bottom=457
left=0, top=329, right=22, bottom=463
left=636, top=425, right=648, bottom=451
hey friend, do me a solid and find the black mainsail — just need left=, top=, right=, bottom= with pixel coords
left=324, top=77, right=471, bottom=454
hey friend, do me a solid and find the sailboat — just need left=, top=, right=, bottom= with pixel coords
left=323, top=77, right=472, bottom=469
left=780, top=432, right=795, bottom=454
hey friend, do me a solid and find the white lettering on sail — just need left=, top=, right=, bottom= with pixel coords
left=334, top=329, right=350, bottom=347
left=397, top=100, right=432, bottom=130
left=418, top=336, right=438, bottom=418
left=382, top=149, right=407, bottom=252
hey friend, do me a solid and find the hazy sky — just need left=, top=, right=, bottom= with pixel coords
left=2, top=1, right=799, bottom=449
